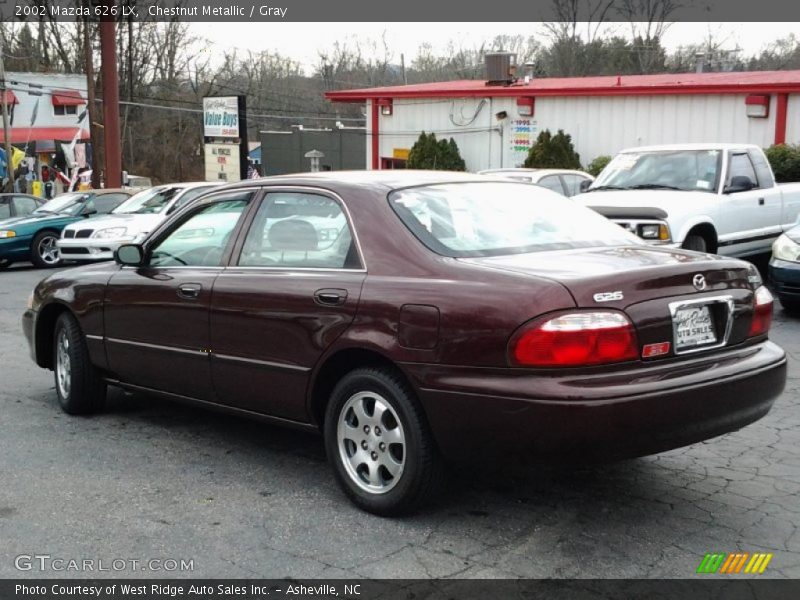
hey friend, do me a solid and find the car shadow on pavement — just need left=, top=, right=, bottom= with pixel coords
left=101, top=386, right=712, bottom=521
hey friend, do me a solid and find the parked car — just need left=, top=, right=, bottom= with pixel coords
left=23, top=172, right=786, bottom=515
left=58, top=182, right=221, bottom=262
left=478, top=168, right=593, bottom=197
left=770, top=223, right=800, bottom=312
left=575, top=143, right=800, bottom=256
left=0, top=189, right=138, bottom=268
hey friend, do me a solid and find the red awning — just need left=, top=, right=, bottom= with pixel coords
left=0, top=127, right=90, bottom=144
left=1, top=90, right=18, bottom=105
left=51, top=89, right=85, bottom=106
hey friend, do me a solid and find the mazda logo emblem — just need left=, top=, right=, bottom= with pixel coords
left=693, top=274, right=707, bottom=291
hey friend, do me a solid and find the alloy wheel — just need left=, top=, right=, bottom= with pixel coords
left=37, top=235, right=60, bottom=265
left=337, top=391, right=406, bottom=494
left=55, top=328, right=71, bottom=399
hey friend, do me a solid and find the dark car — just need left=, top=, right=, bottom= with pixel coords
left=22, top=172, right=786, bottom=515
left=0, top=189, right=135, bottom=268
left=769, top=225, right=800, bottom=312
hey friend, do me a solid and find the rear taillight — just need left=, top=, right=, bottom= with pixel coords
left=748, top=286, right=773, bottom=338
left=510, top=311, right=639, bottom=367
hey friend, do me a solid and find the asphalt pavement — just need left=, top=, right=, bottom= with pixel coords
left=1, top=261, right=799, bottom=579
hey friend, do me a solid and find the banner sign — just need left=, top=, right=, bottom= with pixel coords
left=203, top=96, right=240, bottom=139
left=204, top=143, right=241, bottom=182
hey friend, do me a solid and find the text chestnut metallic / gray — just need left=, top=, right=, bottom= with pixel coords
left=22, top=171, right=787, bottom=515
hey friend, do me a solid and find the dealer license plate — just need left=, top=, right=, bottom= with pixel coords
left=674, top=305, right=717, bottom=350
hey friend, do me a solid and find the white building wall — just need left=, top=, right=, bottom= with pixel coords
left=533, top=94, right=778, bottom=166
left=375, top=92, right=795, bottom=173
left=787, top=94, right=800, bottom=143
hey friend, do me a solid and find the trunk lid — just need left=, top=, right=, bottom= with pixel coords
left=460, top=245, right=759, bottom=359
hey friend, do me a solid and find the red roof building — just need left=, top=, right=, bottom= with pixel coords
left=326, top=70, right=800, bottom=171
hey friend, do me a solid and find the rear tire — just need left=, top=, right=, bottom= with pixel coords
left=682, top=234, right=708, bottom=253
left=53, top=312, right=106, bottom=415
left=31, top=231, right=61, bottom=268
left=324, top=367, right=444, bottom=516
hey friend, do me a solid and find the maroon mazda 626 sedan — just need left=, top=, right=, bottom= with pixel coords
left=22, top=171, right=786, bottom=515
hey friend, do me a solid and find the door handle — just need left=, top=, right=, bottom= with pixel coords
left=177, top=283, right=202, bottom=300
left=758, top=197, right=765, bottom=205
left=314, top=288, right=347, bottom=306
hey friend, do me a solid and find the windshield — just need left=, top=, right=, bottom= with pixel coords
left=389, top=182, right=640, bottom=258
left=34, top=193, right=90, bottom=216
left=590, top=150, right=722, bottom=193
left=113, top=187, right=179, bottom=214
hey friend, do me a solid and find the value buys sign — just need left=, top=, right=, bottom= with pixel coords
left=203, top=96, right=240, bottom=138
left=204, top=143, right=241, bottom=183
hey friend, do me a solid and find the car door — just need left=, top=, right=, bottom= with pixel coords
left=717, top=151, right=782, bottom=255
left=209, top=189, right=366, bottom=422
left=104, top=189, right=255, bottom=399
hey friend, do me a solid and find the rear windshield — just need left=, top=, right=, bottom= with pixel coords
left=389, top=182, right=640, bottom=258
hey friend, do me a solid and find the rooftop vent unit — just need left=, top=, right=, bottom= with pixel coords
left=485, top=52, right=517, bottom=86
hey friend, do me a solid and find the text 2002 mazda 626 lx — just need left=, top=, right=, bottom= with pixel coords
left=23, top=172, right=787, bottom=515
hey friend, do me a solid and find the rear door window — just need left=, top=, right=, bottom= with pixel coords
left=238, top=192, right=360, bottom=269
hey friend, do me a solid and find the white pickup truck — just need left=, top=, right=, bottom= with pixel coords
left=575, top=143, right=800, bottom=256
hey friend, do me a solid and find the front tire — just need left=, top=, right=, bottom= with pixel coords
left=31, top=231, right=61, bottom=268
left=0, top=258, right=11, bottom=269
left=682, top=234, right=708, bottom=253
left=324, top=367, right=443, bottom=516
left=53, top=312, right=106, bottom=415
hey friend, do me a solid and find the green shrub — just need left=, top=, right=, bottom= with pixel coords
left=764, top=144, right=800, bottom=183
left=523, top=129, right=581, bottom=170
left=406, top=132, right=467, bottom=171
left=587, top=155, right=612, bottom=177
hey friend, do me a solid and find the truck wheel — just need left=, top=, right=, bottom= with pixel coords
left=31, top=231, right=62, bottom=268
left=324, top=367, right=444, bottom=516
left=682, top=234, right=708, bottom=253
left=53, top=312, right=106, bottom=415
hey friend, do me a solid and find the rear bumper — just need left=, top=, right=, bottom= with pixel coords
left=769, top=258, right=800, bottom=302
left=404, top=341, right=786, bottom=464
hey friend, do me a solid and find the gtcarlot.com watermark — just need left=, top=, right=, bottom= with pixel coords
left=15, top=554, right=194, bottom=573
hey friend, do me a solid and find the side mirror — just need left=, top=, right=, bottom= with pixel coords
left=81, top=208, right=98, bottom=217
left=115, top=244, right=144, bottom=266
left=579, top=179, right=592, bottom=192
left=724, top=176, right=756, bottom=194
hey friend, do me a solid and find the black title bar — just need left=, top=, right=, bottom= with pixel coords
left=5, top=0, right=800, bottom=22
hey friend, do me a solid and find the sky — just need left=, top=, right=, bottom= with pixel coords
left=190, top=22, right=800, bottom=74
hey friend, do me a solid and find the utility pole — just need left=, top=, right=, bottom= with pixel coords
left=99, top=8, right=121, bottom=188
left=82, top=9, right=102, bottom=190
left=0, top=34, right=15, bottom=191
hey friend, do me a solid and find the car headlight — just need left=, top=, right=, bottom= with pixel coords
left=773, top=234, right=800, bottom=263
left=0, top=230, right=16, bottom=238
left=92, top=227, right=128, bottom=239
left=637, top=222, right=671, bottom=241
